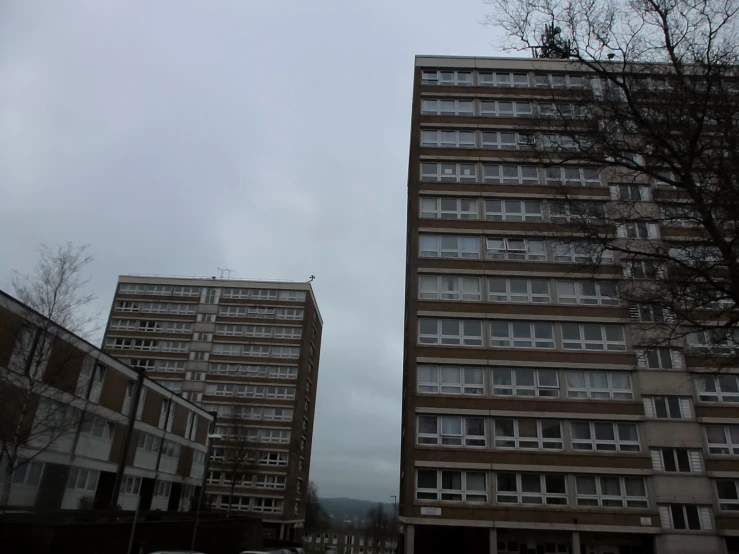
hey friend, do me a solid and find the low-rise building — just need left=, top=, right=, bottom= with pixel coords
left=0, top=290, right=214, bottom=511
left=303, top=530, right=397, bottom=554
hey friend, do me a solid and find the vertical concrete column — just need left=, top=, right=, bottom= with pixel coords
left=489, top=528, right=498, bottom=554
left=405, top=524, right=415, bottom=554
left=571, top=531, right=581, bottom=554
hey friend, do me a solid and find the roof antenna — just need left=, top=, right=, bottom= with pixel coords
left=308, top=275, right=315, bottom=282
left=217, top=268, right=234, bottom=279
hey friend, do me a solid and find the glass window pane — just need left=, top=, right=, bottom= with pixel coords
left=417, top=470, right=437, bottom=489
left=516, top=369, right=535, bottom=386
left=576, top=476, right=596, bottom=495
left=493, top=368, right=512, bottom=385
left=521, top=474, right=541, bottom=493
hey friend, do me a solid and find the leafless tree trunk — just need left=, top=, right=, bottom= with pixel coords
left=218, top=435, right=258, bottom=517
left=1, top=243, right=98, bottom=508
left=484, top=0, right=739, bottom=367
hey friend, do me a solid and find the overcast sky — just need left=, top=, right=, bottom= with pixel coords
left=0, top=1, right=506, bottom=502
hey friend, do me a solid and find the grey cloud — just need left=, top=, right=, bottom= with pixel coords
left=0, top=0, right=504, bottom=501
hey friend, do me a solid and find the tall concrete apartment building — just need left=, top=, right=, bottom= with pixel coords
left=102, top=275, right=322, bottom=539
left=399, top=56, right=739, bottom=554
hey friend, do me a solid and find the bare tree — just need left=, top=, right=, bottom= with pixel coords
left=1, top=243, right=98, bottom=507
left=365, top=503, right=395, bottom=554
left=304, top=480, right=329, bottom=532
left=485, top=0, right=739, bottom=367
left=218, top=436, right=258, bottom=517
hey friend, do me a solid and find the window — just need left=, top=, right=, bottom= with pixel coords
left=561, top=323, right=627, bottom=351
left=418, top=318, right=483, bottom=346
left=538, top=102, right=582, bottom=118
left=420, top=197, right=479, bottom=219
left=486, top=238, right=546, bottom=261
left=636, top=348, right=683, bottom=369
left=492, top=368, right=559, bottom=397
left=421, top=70, right=472, bottom=86
left=545, top=166, right=601, bottom=187
left=549, top=201, right=606, bottom=223
left=623, top=260, right=663, bottom=279
left=576, top=476, right=647, bottom=507
left=661, top=204, right=700, bottom=227
left=695, top=375, right=739, bottom=403
left=612, top=184, right=651, bottom=201
left=534, top=73, right=586, bottom=88
left=617, top=221, right=660, bottom=239
left=541, top=134, right=586, bottom=151
left=416, top=470, right=487, bottom=502
left=554, top=242, right=613, bottom=264
left=421, top=129, right=475, bottom=148
left=419, top=275, right=482, bottom=301
left=494, top=419, right=563, bottom=449
left=496, top=473, right=567, bottom=505
left=478, top=71, right=529, bottom=87
left=420, top=162, right=477, bottom=182
left=687, top=328, right=739, bottom=353
left=660, top=504, right=712, bottom=530
left=277, top=307, right=304, bottom=320
left=652, top=448, right=702, bottom=473
left=483, top=164, right=539, bottom=184
left=571, top=421, right=640, bottom=451
left=556, top=280, right=618, bottom=306
left=80, top=413, right=114, bottom=439
left=716, top=480, right=739, bottom=511
left=65, top=467, right=98, bottom=491
left=11, top=462, right=44, bottom=487
left=120, top=475, right=142, bottom=495
left=644, top=396, right=693, bottom=419
left=419, top=235, right=480, bottom=259
left=417, top=415, right=486, bottom=447
left=484, top=199, right=542, bottom=221
left=159, top=341, right=189, bottom=353
left=154, top=480, right=172, bottom=497
left=487, top=277, right=550, bottom=303
left=190, top=352, right=209, bottom=361
left=490, top=321, right=554, bottom=348
left=481, top=131, right=534, bottom=150
left=417, top=365, right=485, bottom=395
left=565, top=371, right=633, bottom=399
left=193, top=332, right=212, bottom=341
left=705, top=425, right=739, bottom=455
left=421, top=98, right=474, bottom=115
left=479, top=100, right=532, bottom=117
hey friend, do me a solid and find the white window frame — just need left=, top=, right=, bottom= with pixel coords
left=421, top=98, right=474, bottom=116
left=716, top=480, right=739, bottom=511
left=534, top=73, right=586, bottom=89
left=617, top=221, right=660, bottom=239
left=561, top=323, right=627, bottom=351
left=491, top=367, right=559, bottom=397
left=705, top=425, right=739, bottom=455
left=487, top=277, right=551, bottom=303
left=554, top=242, right=614, bottom=264
left=644, top=396, right=693, bottom=419
left=417, top=365, right=485, bottom=395
left=496, top=473, right=568, bottom=505
left=565, top=370, right=633, bottom=400
left=477, top=71, right=530, bottom=87
left=481, top=131, right=534, bottom=150
left=484, top=199, right=543, bottom=221
left=695, top=374, right=739, bottom=403
left=418, top=318, right=484, bottom=346
left=417, top=415, right=486, bottom=447
left=483, top=164, right=539, bottom=184
left=652, top=448, right=703, bottom=473
left=419, top=275, right=482, bottom=301
left=549, top=201, right=606, bottom=223
left=416, top=469, right=488, bottom=502
left=545, top=166, right=602, bottom=187
left=485, top=238, right=546, bottom=261
left=421, top=70, right=473, bottom=86
left=635, top=348, right=683, bottom=369
left=493, top=418, right=563, bottom=450
left=489, top=321, right=555, bottom=349
left=420, top=162, right=477, bottom=183
left=660, top=504, right=713, bottom=530
left=555, top=280, right=619, bottom=306
left=421, top=129, right=476, bottom=148
left=420, top=197, right=479, bottom=219
left=66, top=467, right=99, bottom=492
left=571, top=421, right=641, bottom=452
left=575, top=475, right=648, bottom=508
left=420, top=235, right=480, bottom=259
left=479, top=100, right=532, bottom=117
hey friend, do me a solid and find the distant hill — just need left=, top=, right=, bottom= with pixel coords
left=320, top=497, right=394, bottom=523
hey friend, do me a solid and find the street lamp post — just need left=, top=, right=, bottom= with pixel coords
left=190, top=432, right=222, bottom=553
